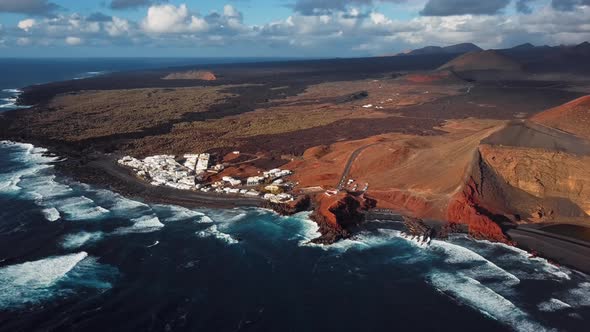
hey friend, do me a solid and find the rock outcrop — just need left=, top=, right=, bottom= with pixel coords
left=310, top=192, right=376, bottom=244
left=263, top=195, right=311, bottom=216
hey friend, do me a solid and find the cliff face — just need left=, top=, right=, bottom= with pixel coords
left=446, top=141, right=590, bottom=242
left=478, top=144, right=590, bottom=220
left=446, top=151, right=514, bottom=243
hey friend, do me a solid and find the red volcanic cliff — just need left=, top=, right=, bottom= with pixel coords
left=447, top=177, right=510, bottom=243
left=311, top=192, right=376, bottom=244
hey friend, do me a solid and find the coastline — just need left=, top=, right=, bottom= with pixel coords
left=3, top=135, right=590, bottom=274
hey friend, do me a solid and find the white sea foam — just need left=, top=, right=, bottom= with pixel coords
left=428, top=272, right=551, bottom=332
left=538, top=298, right=572, bottom=312
left=196, top=224, right=239, bottom=244
left=73, top=71, right=105, bottom=80
left=152, top=204, right=205, bottom=222
left=55, top=196, right=110, bottom=220
left=18, top=175, right=73, bottom=202
left=207, top=209, right=248, bottom=223
left=61, top=232, right=104, bottom=249
left=0, top=252, right=88, bottom=308
left=563, top=282, right=590, bottom=307
left=2, top=88, right=22, bottom=93
left=42, top=207, right=61, bottom=222
left=450, top=235, right=571, bottom=281
left=429, top=240, right=521, bottom=286
left=116, top=214, right=164, bottom=234
left=199, top=215, right=214, bottom=223
left=290, top=212, right=320, bottom=242
left=91, top=189, right=150, bottom=217
left=132, top=215, right=164, bottom=228
left=302, top=228, right=402, bottom=252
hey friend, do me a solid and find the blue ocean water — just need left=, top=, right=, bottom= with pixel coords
left=0, top=59, right=589, bottom=332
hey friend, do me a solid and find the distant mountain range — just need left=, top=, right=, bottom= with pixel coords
left=397, top=43, right=482, bottom=56
left=397, top=41, right=590, bottom=74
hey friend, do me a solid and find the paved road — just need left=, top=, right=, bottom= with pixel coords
left=336, top=143, right=379, bottom=190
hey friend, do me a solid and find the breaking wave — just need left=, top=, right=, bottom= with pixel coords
left=563, top=282, right=590, bottom=307
left=538, top=298, right=572, bottom=312
left=151, top=204, right=205, bottom=223
left=196, top=224, right=239, bottom=244
left=429, top=240, right=521, bottom=286
left=54, top=196, right=110, bottom=221
left=2, top=88, right=22, bottom=93
left=428, top=272, right=550, bottom=332
left=115, top=214, right=164, bottom=234
left=0, top=89, right=30, bottom=109
left=42, top=207, right=61, bottom=222
left=61, top=232, right=104, bottom=249
left=0, top=252, right=116, bottom=309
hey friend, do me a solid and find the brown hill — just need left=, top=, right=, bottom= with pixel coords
left=532, top=95, right=590, bottom=140
left=163, top=70, right=217, bottom=81
left=438, top=50, right=522, bottom=72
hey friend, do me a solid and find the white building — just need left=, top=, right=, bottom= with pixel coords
left=222, top=176, right=242, bottom=187
left=196, top=153, right=210, bottom=172
left=246, top=176, right=264, bottom=186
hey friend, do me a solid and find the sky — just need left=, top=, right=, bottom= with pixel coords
left=0, top=0, right=588, bottom=57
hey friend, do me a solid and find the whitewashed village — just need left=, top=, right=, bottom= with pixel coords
left=118, top=152, right=295, bottom=204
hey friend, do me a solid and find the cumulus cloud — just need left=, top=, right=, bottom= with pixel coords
left=141, top=4, right=208, bottom=33
left=105, top=17, right=131, bottom=36
left=420, top=0, right=511, bottom=16
left=18, top=19, right=36, bottom=32
left=65, top=36, right=83, bottom=45
left=0, top=0, right=59, bottom=15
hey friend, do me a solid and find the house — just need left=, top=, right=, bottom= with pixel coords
left=196, top=153, right=210, bottom=172
left=265, top=184, right=281, bottom=193
left=245, top=190, right=260, bottom=197
left=222, top=176, right=242, bottom=186
left=247, top=176, right=264, bottom=186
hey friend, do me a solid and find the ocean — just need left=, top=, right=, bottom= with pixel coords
left=0, top=58, right=589, bottom=332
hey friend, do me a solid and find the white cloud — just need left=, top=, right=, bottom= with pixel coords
left=65, top=36, right=83, bottom=45
left=105, top=17, right=130, bottom=36
left=17, top=18, right=36, bottom=32
left=141, top=4, right=208, bottom=33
